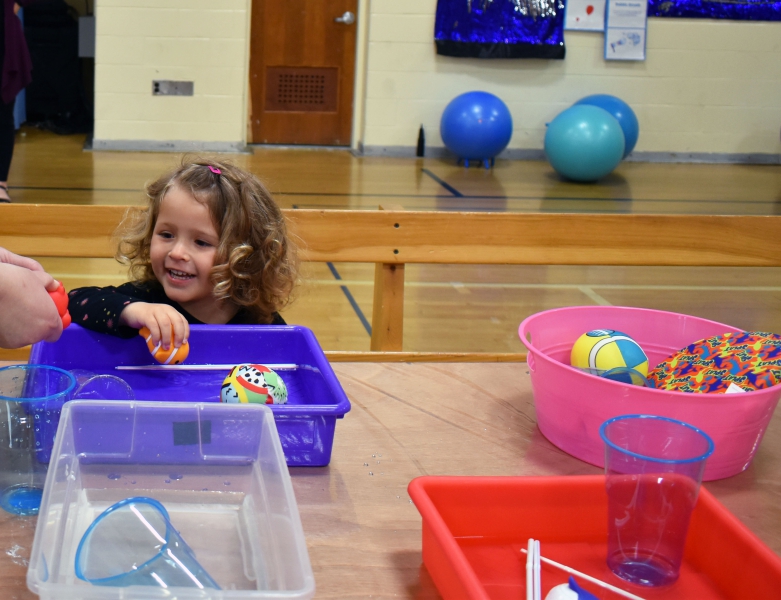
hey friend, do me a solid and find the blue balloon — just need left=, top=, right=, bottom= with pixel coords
left=440, top=91, right=513, bottom=163
left=575, top=94, right=639, bottom=157
left=544, top=105, right=625, bottom=182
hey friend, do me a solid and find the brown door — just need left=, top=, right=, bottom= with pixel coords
left=249, top=0, right=358, bottom=146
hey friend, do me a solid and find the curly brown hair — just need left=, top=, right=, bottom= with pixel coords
left=116, top=157, right=298, bottom=324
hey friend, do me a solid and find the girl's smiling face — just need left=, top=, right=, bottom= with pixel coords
left=150, top=185, right=226, bottom=321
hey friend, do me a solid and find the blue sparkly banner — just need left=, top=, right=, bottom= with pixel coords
left=435, top=0, right=566, bottom=59
left=648, top=0, right=781, bottom=20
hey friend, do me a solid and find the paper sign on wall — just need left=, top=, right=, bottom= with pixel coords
left=565, top=0, right=606, bottom=31
left=604, top=0, right=648, bottom=60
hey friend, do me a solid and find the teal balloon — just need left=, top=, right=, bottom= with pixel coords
left=575, top=94, right=639, bottom=157
left=544, top=106, right=625, bottom=182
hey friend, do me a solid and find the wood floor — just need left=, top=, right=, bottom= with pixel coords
left=10, top=128, right=781, bottom=353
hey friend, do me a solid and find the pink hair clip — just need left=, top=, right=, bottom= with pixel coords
left=208, top=166, right=221, bottom=175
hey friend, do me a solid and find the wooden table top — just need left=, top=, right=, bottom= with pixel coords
left=1, top=362, right=779, bottom=598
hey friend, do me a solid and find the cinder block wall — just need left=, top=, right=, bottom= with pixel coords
left=93, top=1, right=781, bottom=156
left=93, top=0, right=250, bottom=151
left=363, top=0, right=781, bottom=156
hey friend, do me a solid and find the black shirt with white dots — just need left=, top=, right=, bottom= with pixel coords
left=67, top=281, right=286, bottom=338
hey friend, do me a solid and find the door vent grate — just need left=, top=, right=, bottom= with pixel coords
left=265, top=67, right=338, bottom=112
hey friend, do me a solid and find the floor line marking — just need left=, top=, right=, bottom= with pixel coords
left=326, top=262, right=372, bottom=336
left=578, top=286, right=612, bottom=306
left=420, top=168, right=464, bottom=197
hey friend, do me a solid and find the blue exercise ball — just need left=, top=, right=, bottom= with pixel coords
left=440, top=91, right=513, bottom=163
left=544, top=105, right=625, bottom=182
left=575, top=94, right=639, bottom=157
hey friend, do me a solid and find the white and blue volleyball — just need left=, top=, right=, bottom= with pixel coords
left=570, top=329, right=648, bottom=385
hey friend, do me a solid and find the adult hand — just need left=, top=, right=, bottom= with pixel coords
left=120, top=302, right=189, bottom=350
left=0, top=262, right=63, bottom=348
left=0, top=247, right=58, bottom=292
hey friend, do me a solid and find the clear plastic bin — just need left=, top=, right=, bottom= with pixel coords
left=27, top=400, right=315, bottom=599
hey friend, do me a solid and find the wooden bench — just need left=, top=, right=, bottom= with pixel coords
left=2, top=204, right=781, bottom=361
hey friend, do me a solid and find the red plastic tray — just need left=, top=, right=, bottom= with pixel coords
left=408, top=475, right=781, bottom=599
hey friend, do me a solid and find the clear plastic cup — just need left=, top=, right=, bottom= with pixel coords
left=75, top=496, right=221, bottom=589
left=0, top=365, right=76, bottom=515
left=600, top=414, right=715, bottom=587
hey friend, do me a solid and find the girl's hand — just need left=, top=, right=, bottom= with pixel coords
left=120, top=302, right=189, bottom=350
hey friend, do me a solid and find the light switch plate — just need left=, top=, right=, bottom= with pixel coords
left=152, top=80, right=194, bottom=96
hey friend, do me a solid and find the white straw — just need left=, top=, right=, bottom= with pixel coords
left=533, top=540, right=541, bottom=600
left=526, top=539, right=534, bottom=600
left=116, top=364, right=301, bottom=371
left=520, top=548, right=646, bottom=600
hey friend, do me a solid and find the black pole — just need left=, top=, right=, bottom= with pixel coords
left=416, top=125, right=425, bottom=157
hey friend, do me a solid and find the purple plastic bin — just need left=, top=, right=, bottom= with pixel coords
left=29, top=324, right=351, bottom=467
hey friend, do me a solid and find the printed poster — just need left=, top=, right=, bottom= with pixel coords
left=565, top=0, right=606, bottom=31
left=604, top=0, right=647, bottom=60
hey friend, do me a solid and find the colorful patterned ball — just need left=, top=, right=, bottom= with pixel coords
left=220, top=364, right=288, bottom=405
left=139, top=326, right=189, bottom=365
left=649, top=331, right=781, bottom=393
left=571, top=329, right=649, bottom=385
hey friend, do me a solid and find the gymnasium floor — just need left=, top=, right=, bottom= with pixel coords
left=11, top=127, right=781, bottom=353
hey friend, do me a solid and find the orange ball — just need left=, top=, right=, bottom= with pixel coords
left=139, top=326, right=190, bottom=365
left=48, top=282, right=71, bottom=329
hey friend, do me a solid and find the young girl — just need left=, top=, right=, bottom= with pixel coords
left=68, top=159, right=298, bottom=353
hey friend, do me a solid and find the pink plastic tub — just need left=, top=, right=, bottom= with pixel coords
left=518, top=306, right=781, bottom=481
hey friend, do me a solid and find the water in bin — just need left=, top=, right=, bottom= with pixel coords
left=70, top=370, right=135, bottom=400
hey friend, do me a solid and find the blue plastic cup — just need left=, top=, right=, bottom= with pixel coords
left=600, top=415, right=715, bottom=587
left=75, top=497, right=221, bottom=589
left=0, top=365, right=76, bottom=515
